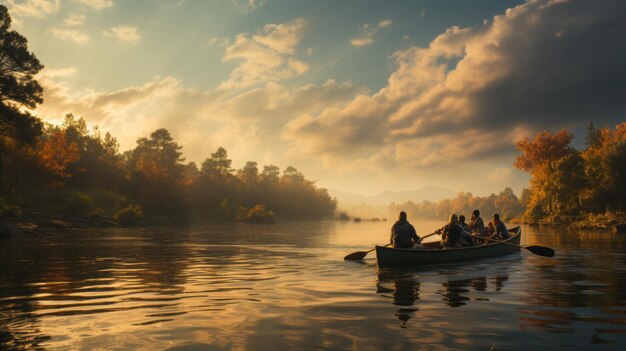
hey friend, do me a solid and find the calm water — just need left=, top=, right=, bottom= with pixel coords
left=1, top=221, right=625, bottom=350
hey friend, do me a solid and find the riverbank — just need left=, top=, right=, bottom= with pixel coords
left=513, top=212, right=626, bottom=233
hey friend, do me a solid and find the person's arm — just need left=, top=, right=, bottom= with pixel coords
left=390, top=226, right=394, bottom=245
left=411, top=226, right=420, bottom=242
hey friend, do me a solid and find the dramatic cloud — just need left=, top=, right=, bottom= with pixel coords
left=288, top=0, right=626, bottom=171
left=35, top=68, right=362, bottom=167
left=103, top=25, right=141, bottom=45
left=49, top=13, right=89, bottom=44
left=220, top=18, right=309, bottom=89
left=5, top=0, right=59, bottom=18
left=73, top=0, right=113, bottom=10
left=351, top=19, right=393, bottom=47
left=28, top=0, right=626, bottom=194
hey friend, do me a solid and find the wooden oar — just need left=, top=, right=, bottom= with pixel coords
left=344, top=231, right=439, bottom=261
left=474, top=235, right=555, bottom=257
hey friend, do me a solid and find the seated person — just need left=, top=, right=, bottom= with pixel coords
left=438, top=214, right=464, bottom=249
left=390, top=211, right=421, bottom=248
left=491, top=213, right=510, bottom=240
left=469, top=210, right=485, bottom=235
left=458, top=215, right=474, bottom=246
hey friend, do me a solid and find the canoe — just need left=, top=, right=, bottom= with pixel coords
left=375, top=226, right=522, bottom=268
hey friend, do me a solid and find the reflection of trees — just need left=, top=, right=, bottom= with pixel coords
left=0, top=227, right=197, bottom=349
left=517, top=225, right=626, bottom=341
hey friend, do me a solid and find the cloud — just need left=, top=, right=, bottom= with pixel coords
left=49, top=26, right=89, bottom=44
left=35, top=68, right=362, bottom=167
left=103, top=25, right=141, bottom=45
left=288, top=0, right=626, bottom=171
left=48, top=13, right=89, bottom=44
left=63, top=12, right=86, bottom=26
left=73, top=0, right=114, bottom=10
left=231, top=0, right=265, bottom=13
left=207, top=36, right=229, bottom=47
left=220, top=18, right=309, bottom=89
left=5, top=0, right=59, bottom=18
left=351, top=19, right=393, bottom=47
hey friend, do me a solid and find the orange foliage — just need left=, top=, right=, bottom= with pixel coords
left=38, top=130, right=80, bottom=178
left=514, top=129, right=574, bottom=172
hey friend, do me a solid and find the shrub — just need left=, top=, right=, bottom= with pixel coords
left=115, top=205, right=144, bottom=226
left=336, top=211, right=350, bottom=221
left=0, top=198, right=21, bottom=218
left=239, top=204, right=275, bottom=223
left=63, top=193, right=94, bottom=216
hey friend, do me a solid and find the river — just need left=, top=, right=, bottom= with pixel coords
left=1, top=220, right=625, bottom=350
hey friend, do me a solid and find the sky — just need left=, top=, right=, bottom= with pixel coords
left=3, top=0, right=626, bottom=197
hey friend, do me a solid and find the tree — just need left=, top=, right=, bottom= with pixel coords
left=238, top=161, right=259, bottom=189
left=260, top=165, right=280, bottom=185
left=202, top=147, right=233, bottom=178
left=515, top=129, right=575, bottom=216
left=553, top=152, right=586, bottom=214
left=0, top=5, right=43, bottom=141
left=0, top=5, right=44, bottom=196
left=126, top=129, right=186, bottom=215
left=582, top=122, right=626, bottom=212
left=585, top=122, right=601, bottom=149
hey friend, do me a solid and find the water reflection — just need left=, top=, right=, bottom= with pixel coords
left=376, top=271, right=420, bottom=325
left=377, top=270, right=511, bottom=325
left=1, top=222, right=626, bottom=350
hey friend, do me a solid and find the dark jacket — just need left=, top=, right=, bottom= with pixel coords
left=494, top=220, right=509, bottom=239
left=390, top=220, right=420, bottom=248
left=441, top=223, right=462, bottom=247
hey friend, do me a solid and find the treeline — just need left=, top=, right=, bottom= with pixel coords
left=389, top=188, right=524, bottom=221
left=515, top=122, right=626, bottom=223
left=2, top=114, right=337, bottom=223
left=0, top=6, right=335, bottom=223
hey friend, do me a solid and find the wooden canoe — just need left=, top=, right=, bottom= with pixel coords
left=375, top=226, right=522, bottom=268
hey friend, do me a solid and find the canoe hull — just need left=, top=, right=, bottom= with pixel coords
left=376, top=227, right=522, bottom=268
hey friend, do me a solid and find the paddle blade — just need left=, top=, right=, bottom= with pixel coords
left=526, top=245, right=555, bottom=257
left=344, top=251, right=368, bottom=260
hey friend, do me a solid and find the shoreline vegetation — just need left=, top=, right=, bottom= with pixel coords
left=1, top=6, right=624, bottom=237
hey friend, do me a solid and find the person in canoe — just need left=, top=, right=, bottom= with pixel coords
left=437, top=214, right=464, bottom=248
left=390, top=211, right=421, bottom=248
left=469, top=210, right=485, bottom=235
left=491, top=213, right=510, bottom=240
left=458, top=215, right=474, bottom=246
left=469, top=209, right=486, bottom=244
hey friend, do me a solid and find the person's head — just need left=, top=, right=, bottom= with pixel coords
left=492, top=213, right=500, bottom=221
left=399, top=211, right=407, bottom=221
left=449, top=213, right=458, bottom=224
left=459, top=215, right=466, bottom=224
left=473, top=209, right=480, bottom=218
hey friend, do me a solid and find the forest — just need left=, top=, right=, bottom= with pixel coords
left=514, top=123, right=626, bottom=227
left=0, top=5, right=335, bottom=225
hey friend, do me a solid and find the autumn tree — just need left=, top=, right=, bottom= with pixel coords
left=514, top=129, right=576, bottom=217
left=0, top=5, right=44, bottom=196
left=126, top=129, right=186, bottom=216
left=582, top=122, right=626, bottom=212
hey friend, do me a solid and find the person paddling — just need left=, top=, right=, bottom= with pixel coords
left=390, top=211, right=421, bottom=248
left=437, top=214, right=463, bottom=249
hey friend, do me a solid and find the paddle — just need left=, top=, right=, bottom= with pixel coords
left=344, top=231, right=439, bottom=261
left=474, top=235, right=555, bottom=257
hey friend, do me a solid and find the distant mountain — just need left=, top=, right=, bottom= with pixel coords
left=328, top=186, right=456, bottom=208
